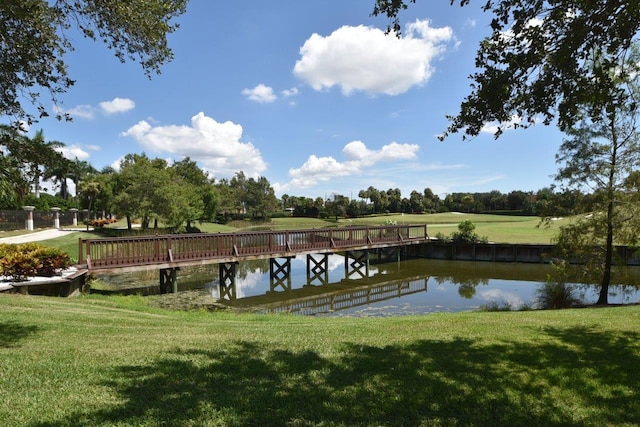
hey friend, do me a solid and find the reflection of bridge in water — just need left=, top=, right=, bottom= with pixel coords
left=219, top=267, right=430, bottom=316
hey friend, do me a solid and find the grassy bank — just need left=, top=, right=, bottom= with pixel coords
left=1, top=294, right=638, bottom=426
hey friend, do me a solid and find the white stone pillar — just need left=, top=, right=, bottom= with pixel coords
left=69, top=208, right=78, bottom=226
left=51, top=207, right=61, bottom=229
left=22, top=206, right=35, bottom=231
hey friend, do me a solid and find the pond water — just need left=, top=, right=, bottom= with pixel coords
left=93, top=256, right=640, bottom=317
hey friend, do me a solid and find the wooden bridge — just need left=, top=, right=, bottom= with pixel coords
left=78, top=225, right=430, bottom=293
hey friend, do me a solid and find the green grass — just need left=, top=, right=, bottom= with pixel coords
left=1, top=294, right=639, bottom=426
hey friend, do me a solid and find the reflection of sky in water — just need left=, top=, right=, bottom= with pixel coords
left=197, top=257, right=640, bottom=317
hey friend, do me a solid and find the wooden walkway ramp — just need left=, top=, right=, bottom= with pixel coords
left=78, top=225, right=430, bottom=273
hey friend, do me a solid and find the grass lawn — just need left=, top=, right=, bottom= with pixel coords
left=1, top=294, right=638, bottom=426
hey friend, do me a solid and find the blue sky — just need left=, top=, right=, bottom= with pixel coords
left=18, top=1, right=564, bottom=199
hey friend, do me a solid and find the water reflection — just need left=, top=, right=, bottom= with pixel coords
left=94, top=256, right=640, bottom=316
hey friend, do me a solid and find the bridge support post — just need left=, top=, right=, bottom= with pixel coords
left=159, top=268, right=179, bottom=294
left=345, top=250, right=369, bottom=279
left=306, top=254, right=329, bottom=286
left=219, top=262, right=238, bottom=300
left=270, top=257, right=293, bottom=292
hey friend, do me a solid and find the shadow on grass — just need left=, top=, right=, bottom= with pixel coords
left=0, top=321, right=40, bottom=348
left=35, top=327, right=640, bottom=426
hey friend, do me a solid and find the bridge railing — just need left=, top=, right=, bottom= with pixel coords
left=78, top=224, right=428, bottom=270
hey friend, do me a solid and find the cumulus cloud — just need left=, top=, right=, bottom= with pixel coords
left=99, top=97, right=135, bottom=114
left=242, top=84, right=277, bottom=103
left=279, top=140, right=419, bottom=191
left=121, top=112, right=268, bottom=177
left=293, top=19, right=455, bottom=96
left=56, top=145, right=90, bottom=160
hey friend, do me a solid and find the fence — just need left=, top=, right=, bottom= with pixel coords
left=0, top=208, right=83, bottom=231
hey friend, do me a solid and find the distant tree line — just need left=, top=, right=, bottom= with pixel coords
left=281, top=186, right=598, bottom=219
left=1, top=126, right=604, bottom=230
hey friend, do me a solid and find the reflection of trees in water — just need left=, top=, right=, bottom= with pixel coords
left=236, top=259, right=269, bottom=280
left=433, top=276, right=489, bottom=299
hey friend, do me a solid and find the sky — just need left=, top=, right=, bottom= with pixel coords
left=15, top=0, right=566, bottom=200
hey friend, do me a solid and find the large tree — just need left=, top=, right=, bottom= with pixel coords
left=372, top=0, right=640, bottom=139
left=0, top=0, right=187, bottom=126
left=553, top=54, right=640, bottom=305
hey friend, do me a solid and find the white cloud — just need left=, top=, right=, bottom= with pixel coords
left=99, top=97, right=135, bottom=114
left=56, top=145, right=90, bottom=160
left=293, top=19, right=455, bottom=96
left=278, top=140, right=419, bottom=192
left=121, top=112, right=268, bottom=177
left=282, top=87, right=299, bottom=98
left=110, top=156, right=124, bottom=172
left=480, top=115, right=523, bottom=135
left=65, top=104, right=96, bottom=119
left=242, top=84, right=277, bottom=103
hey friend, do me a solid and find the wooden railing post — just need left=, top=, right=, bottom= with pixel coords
left=85, top=239, right=91, bottom=266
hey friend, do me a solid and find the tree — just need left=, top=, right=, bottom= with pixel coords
left=1, top=0, right=187, bottom=126
left=245, top=176, right=278, bottom=220
left=2, top=128, right=66, bottom=198
left=69, top=160, right=97, bottom=197
left=44, top=152, right=70, bottom=200
left=553, top=67, right=640, bottom=305
left=78, top=179, right=101, bottom=230
left=372, top=1, right=640, bottom=139
left=113, top=154, right=169, bottom=230
left=0, top=126, right=29, bottom=207
left=171, top=157, right=217, bottom=225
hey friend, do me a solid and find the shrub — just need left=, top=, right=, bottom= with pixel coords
left=536, top=260, right=582, bottom=309
left=450, top=220, right=488, bottom=244
left=0, top=243, right=71, bottom=281
left=85, top=218, right=118, bottom=228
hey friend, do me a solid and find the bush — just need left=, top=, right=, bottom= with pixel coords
left=450, top=220, right=488, bottom=244
left=85, top=218, right=118, bottom=228
left=0, top=243, right=71, bottom=281
left=536, top=260, right=582, bottom=309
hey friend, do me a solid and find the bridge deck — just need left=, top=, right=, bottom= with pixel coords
left=79, top=225, right=430, bottom=273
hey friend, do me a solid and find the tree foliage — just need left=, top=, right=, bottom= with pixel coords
left=552, top=46, right=640, bottom=305
left=372, top=0, right=640, bottom=139
left=0, top=0, right=187, bottom=126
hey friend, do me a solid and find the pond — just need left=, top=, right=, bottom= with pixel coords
left=93, top=256, right=640, bottom=317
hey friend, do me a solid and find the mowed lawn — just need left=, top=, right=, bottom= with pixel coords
left=1, top=294, right=639, bottom=426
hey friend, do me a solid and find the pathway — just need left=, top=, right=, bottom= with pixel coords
left=0, top=229, right=77, bottom=245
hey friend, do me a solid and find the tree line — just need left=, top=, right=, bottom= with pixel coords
left=1, top=124, right=597, bottom=228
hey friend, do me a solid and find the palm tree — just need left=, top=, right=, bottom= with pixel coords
left=70, top=159, right=97, bottom=197
left=79, top=180, right=101, bottom=230
left=43, top=149, right=73, bottom=199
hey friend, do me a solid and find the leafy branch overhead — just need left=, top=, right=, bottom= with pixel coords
left=372, top=0, right=640, bottom=139
left=0, top=0, right=187, bottom=126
